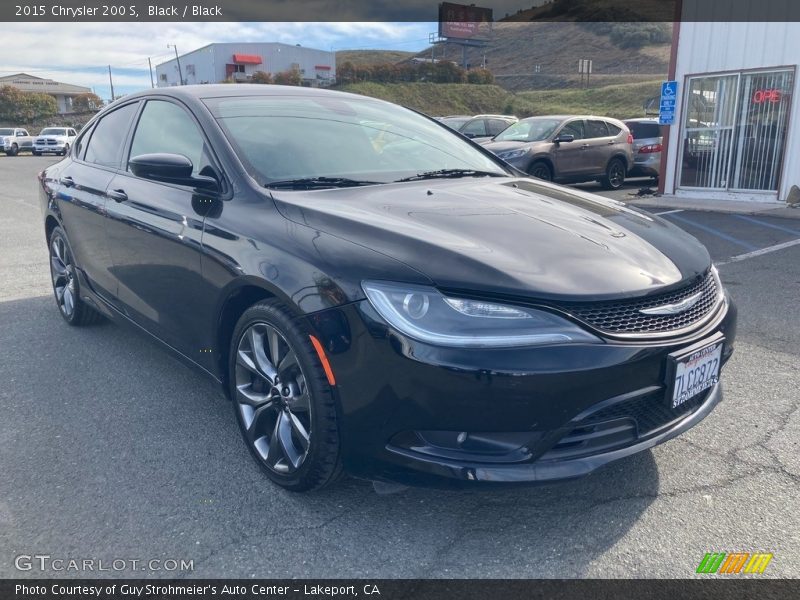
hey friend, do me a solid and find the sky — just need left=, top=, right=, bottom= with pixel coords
left=1, top=22, right=435, bottom=101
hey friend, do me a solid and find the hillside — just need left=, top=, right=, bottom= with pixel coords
left=413, top=21, right=670, bottom=91
left=335, top=50, right=415, bottom=67
left=338, top=80, right=661, bottom=120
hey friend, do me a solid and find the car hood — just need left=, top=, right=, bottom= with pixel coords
left=36, top=136, right=67, bottom=140
left=271, top=178, right=710, bottom=301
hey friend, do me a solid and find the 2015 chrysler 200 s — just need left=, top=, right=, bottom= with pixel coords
left=39, top=85, right=736, bottom=491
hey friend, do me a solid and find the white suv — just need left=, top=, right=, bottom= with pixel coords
left=33, top=127, right=78, bottom=156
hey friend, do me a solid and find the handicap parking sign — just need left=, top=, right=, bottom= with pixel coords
left=659, top=80, right=678, bottom=125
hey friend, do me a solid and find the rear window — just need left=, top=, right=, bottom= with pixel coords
left=626, top=122, right=661, bottom=139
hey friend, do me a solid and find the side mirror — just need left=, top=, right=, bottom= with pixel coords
left=129, top=153, right=219, bottom=192
left=553, top=133, right=575, bottom=144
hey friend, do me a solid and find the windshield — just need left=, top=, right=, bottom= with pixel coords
left=204, top=95, right=508, bottom=186
left=40, top=128, right=67, bottom=136
left=0, top=129, right=13, bottom=136
left=493, top=118, right=562, bottom=143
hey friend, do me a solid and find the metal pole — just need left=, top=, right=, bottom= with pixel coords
left=148, top=57, right=155, bottom=88
left=107, top=65, right=115, bottom=101
left=169, top=44, right=184, bottom=85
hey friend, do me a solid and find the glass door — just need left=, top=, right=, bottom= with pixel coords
left=679, top=74, right=739, bottom=189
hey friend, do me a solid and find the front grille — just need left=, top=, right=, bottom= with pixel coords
left=540, top=388, right=712, bottom=461
left=557, top=270, right=720, bottom=336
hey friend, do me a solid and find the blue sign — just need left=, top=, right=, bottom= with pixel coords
left=659, top=80, right=679, bottom=125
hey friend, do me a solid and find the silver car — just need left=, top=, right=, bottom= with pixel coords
left=624, top=118, right=663, bottom=180
left=483, top=115, right=634, bottom=190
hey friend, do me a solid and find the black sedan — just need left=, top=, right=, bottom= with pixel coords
left=39, top=85, right=736, bottom=491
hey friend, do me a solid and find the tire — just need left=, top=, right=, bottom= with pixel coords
left=8, top=143, right=18, bottom=157
left=32, top=150, right=41, bottom=156
left=528, top=160, right=553, bottom=182
left=48, top=226, right=104, bottom=326
left=601, top=157, right=626, bottom=190
left=229, top=299, right=342, bottom=492
left=61, top=144, right=70, bottom=156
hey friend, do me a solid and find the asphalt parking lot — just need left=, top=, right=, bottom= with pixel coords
left=1, top=155, right=798, bottom=579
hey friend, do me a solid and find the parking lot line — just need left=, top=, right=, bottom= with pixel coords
left=734, top=214, right=800, bottom=237
left=653, top=209, right=685, bottom=216
left=663, top=212, right=759, bottom=251
left=717, top=238, right=800, bottom=266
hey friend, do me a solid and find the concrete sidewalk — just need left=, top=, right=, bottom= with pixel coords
left=622, top=193, right=800, bottom=219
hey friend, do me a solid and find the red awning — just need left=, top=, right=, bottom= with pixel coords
left=232, top=54, right=262, bottom=65
left=315, top=65, right=331, bottom=70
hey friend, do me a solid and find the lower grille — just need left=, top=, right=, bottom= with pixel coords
left=555, top=270, right=722, bottom=337
left=540, top=388, right=712, bottom=461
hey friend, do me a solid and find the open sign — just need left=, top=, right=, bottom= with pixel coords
left=753, top=89, right=782, bottom=104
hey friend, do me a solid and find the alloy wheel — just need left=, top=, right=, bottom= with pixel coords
left=234, top=322, right=312, bottom=474
left=608, top=161, right=625, bottom=188
left=50, top=236, right=76, bottom=318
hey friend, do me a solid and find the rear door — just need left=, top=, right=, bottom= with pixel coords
left=54, top=101, right=140, bottom=300
left=104, top=98, right=220, bottom=358
left=583, top=119, right=614, bottom=174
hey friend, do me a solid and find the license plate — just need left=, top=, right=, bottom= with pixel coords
left=667, top=339, right=723, bottom=408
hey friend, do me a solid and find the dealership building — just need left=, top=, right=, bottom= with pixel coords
left=662, top=19, right=799, bottom=204
left=155, top=42, right=336, bottom=87
left=0, top=73, right=91, bottom=114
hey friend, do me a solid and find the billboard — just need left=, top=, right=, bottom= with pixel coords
left=438, top=2, right=493, bottom=40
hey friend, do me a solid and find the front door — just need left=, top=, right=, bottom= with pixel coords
left=104, top=98, right=217, bottom=359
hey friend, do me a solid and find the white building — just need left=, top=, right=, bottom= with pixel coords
left=662, top=18, right=799, bottom=203
left=156, top=43, right=336, bottom=87
left=0, top=73, right=91, bottom=114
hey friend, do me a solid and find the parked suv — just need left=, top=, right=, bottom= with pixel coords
left=624, top=118, right=663, bottom=180
left=0, top=127, right=34, bottom=156
left=483, top=115, right=634, bottom=189
left=34, top=127, right=78, bottom=156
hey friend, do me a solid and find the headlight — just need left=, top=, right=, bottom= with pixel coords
left=362, top=281, right=600, bottom=348
left=497, top=148, right=528, bottom=160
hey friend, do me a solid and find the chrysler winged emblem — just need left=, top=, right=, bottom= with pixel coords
left=639, top=291, right=703, bottom=315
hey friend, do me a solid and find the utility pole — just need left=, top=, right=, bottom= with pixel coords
left=168, top=44, right=183, bottom=85
left=107, top=65, right=115, bottom=101
left=147, top=57, right=155, bottom=88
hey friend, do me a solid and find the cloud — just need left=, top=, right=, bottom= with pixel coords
left=0, top=22, right=432, bottom=98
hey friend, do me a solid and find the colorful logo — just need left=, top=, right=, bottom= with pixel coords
left=697, top=552, right=773, bottom=574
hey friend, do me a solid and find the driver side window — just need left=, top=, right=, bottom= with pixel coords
left=129, top=100, right=206, bottom=177
left=559, top=120, right=585, bottom=140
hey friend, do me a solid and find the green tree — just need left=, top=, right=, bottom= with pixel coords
left=466, top=68, right=494, bottom=84
left=71, top=92, right=104, bottom=112
left=0, top=85, right=58, bottom=123
left=251, top=71, right=273, bottom=84
left=273, top=69, right=302, bottom=86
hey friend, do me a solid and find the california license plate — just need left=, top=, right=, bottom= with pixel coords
left=667, top=339, right=724, bottom=409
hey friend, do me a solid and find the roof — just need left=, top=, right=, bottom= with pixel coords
left=0, top=73, right=91, bottom=95
left=112, top=83, right=390, bottom=104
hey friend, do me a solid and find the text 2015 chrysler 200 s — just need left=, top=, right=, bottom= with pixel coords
left=39, top=85, right=736, bottom=491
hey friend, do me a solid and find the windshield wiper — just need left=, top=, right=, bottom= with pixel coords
left=394, top=169, right=506, bottom=183
left=265, top=177, right=381, bottom=190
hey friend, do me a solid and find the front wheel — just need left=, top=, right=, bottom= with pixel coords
left=7, top=143, right=18, bottom=156
left=528, top=161, right=553, bottom=181
left=48, top=226, right=103, bottom=326
left=601, top=158, right=626, bottom=190
left=230, top=300, right=342, bottom=492
left=32, top=150, right=41, bottom=156
left=61, top=144, right=70, bottom=156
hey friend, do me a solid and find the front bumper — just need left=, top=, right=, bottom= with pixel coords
left=34, top=144, right=66, bottom=153
left=306, top=297, right=737, bottom=487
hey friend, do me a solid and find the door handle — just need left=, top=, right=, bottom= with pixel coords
left=607, top=140, right=615, bottom=145
left=580, top=144, right=589, bottom=150
left=59, top=176, right=75, bottom=187
left=108, top=189, right=128, bottom=203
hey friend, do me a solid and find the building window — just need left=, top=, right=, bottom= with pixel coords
left=679, top=68, right=794, bottom=192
